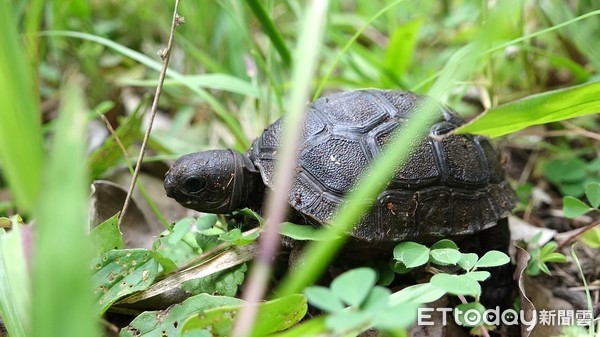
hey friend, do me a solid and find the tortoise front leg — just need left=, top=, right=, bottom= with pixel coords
left=477, top=217, right=515, bottom=309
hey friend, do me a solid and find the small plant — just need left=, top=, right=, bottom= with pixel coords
left=304, top=267, right=419, bottom=335
left=88, top=213, right=262, bottom=336
left=525, top=233, right=567, bottom=276
left=544, top=159, right=600, bottom=197
left=301, top=240, right=511, bottom=335
left=392, top=239, right=511, bottom=333
left=563, top=182, right=600, bottom=218
left=393, top=239, right=510, bottom=300
left=563, top=182, right=600, bottom=248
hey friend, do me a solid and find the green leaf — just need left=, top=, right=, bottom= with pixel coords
left=543, top=159, right=588, bottom=185
left=0, top=0, right=44, bottom=214
left=265, top=316, right=326, bottom=337
left=538, top=262, right=552, bottom=275
left=304, top=286, right=345, bottom=313
left=181, top=294, right=307, bottom=337
left=539, top=241, right=558, bottom=256
left=119, top=294, right=242, bottom=337
left=588, top=157, right=600, bottom=172
left=580, top=227, right=600, bottom=248
left=195, top=214, right=218, bottom=230
left=87, top=100, right=146, bottom=178
left=198, top=227, right=225, bottom=236
left=431, top=239, right=459, bottom=250
left=384, top=20, right=422, bottom=80
left=390, top=261, right=412, bottom=274
left=117, top=73, right=260, bottom=98
left=454, top=302, right=486, bottom=327
left=325, top=310, right=371, bottom=333
left=466, top=271, right=491, bottom=282
left=585, top=182, right=600, bottom=208
left=563, top=196, right=592, bottom=218
left=431, top=274, right=481, bottom=296
left=280, top=222, right=339, bottom=241
left=245, top=0, right=291, bottom=67
left=219, top=228, right=259, bottom=246
left=361, top=286, right=390, bottom=315
left=89, top=213, right=123, bottom=256
left=181, top=263, right=247, bottom=298
left=475, top=250, right=511, bottom=268
left=374, top=302, right=420, bottom=330
left=541, top=252, right=568, bottom=263
left=92, top=249, right=159, bottom=315
left=148, top=251, right=178, bottom=274
left=389, top=283, right=446, bottom=305
left=458, top=253, right=479, bottom=271
left=331, top=268, right=377, bottom=307
left=456, top=82, right=600, bottom=137
left=0, top=224, right=30, bottom=337
left=430, top=248, right=462, bottom=266
left=235, top=208, right=264, bottom=225
left=33, top=74, right=100, bottom=337
left=153, top=232, right=199, bottom=268
left=393, top=242, right=430, bottom=268
left=529, top=231, right=543, bottom=244
left=373, top=261, right=395, bottom=286
left=167, top=218, right=194, bottom=245
left=526, top=261, right=542, bottom=276
left=560, top=182, right=586, bottom=198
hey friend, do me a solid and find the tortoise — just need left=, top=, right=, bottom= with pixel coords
left=164, top=89, right=517, bottom=304
left=164, top=89, right=516, bottom=250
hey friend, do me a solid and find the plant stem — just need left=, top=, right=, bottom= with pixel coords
left=231, top=1, right=329, bottom=336
left=119, top=0, right=182, bottom=226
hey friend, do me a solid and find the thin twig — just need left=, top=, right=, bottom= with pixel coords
left=98, top=113, right=129, bottom=159
left=517, top=128, right=600, bottom=141
left=119, top=0, right=183, bottom=225
left=562, top=120, right=600, bottom=142
left=557, top=220, right=600, bottom=251
left=99, top=107, right=171, bottom=228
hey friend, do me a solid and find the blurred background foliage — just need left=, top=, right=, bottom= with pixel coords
left=8, top=0, right=599, bottom=164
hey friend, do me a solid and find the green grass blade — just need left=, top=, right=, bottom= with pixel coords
left=0, top=223, right=30, bottom=337
left=117, top=73, right=260, bottom=98
left=570, top=245, right=595, bottom=336
left=456, top=81, right=600, bottom=137
left=384, top=19, right=422, bottom=83
left=276, top=42, right=487, bottom=296
left=38, top=30, right=250, bottom=150
left=238, top=0, right=330, bottom=334
left=32, top=73, right=100, bottom=337
left=245, top=0, right=291, bottom=67
left=313, top=0, right=405, bottom=99
left=412, top=9, right=600, bottom=92
left=0, top=0, right=44, bottom=214
left=541, top=1, right=600, bottom=72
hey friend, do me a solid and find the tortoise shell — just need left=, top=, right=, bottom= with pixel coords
left=248, top=89, right=516, bottom=244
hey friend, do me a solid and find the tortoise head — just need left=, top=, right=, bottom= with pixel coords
left=164, top=150, right=260, bottom=214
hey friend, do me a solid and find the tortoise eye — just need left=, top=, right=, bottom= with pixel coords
left=183, top=177, right=206, bottom=194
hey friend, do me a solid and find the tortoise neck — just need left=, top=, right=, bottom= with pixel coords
left=230, top=150, right=264, bottom=212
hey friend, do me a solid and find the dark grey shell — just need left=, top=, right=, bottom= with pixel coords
left=249, top=89, right=517, bottom=244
